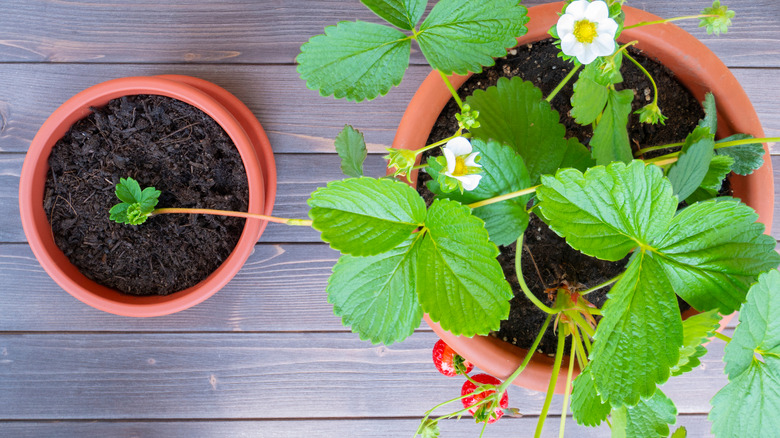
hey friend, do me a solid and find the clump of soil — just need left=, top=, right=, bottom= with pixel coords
left=44, top=94, right=249, bottom=296
left=423, top=39, right=702, bottom=354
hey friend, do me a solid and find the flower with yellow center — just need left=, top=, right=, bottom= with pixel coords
left=556, top=0, right=618, bottom=65
left=442, top=136, right=482, bottom=191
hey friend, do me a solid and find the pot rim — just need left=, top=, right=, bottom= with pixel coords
left=19, top=75, right=271, bottom=317
left=393, top=2, right=772, bottom=392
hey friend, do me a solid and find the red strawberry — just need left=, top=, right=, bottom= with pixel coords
left=461, top=374, right=509, bottom=424
left=432, top=339, right=474, bottom=377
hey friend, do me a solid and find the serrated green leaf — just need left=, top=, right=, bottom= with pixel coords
left=116, top=177, right=142, bottom=204
left=417, top=199, right=512, bottom=336
left=570, top=365, right=610, bottom=427
left=297, top=21, right=411, bottom=102
left=360, top=0, right=426, bottom=30
left=466, top=77, right=570, bottom=184
left=560, top=137, right=597, bottom=173
left=672, top=309, right=721, bottom=376
left=655, top=199, right=780, bottom=314
left=426, top=138, right=531, bottom=246
left=109, top=203, right=130, bottom=224
left=571, top=65, right=609, bottom=125
left=138, top=187, right=161, bottom=212
left=611, top=389, right=677, bottom=438
left=711, top=270, right=780, bottom=437
left=698, top=92, right=717, bottom=133
left=591, top=88, right=634, bottom=165
left=666, top=126, right=715, bottom=201
left=417, top=0, right=528, bottom=75
left=327, top=233, right=423, bottom=345
left=684, top=154, right=733, bottom=204
left=308, top=177, right=426, bottom=256
left=670, top=427, right=687, bottom=438
left=537, top=161, right=676, bottom=261
left=715, top=134, right=765, bottom=176
left=335, top=125, right=367, bottom=178
left=699, top=1, right=735, bottom=35
left=590, top=252, right=683, bottom=407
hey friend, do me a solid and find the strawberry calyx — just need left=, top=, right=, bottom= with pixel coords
left=461, top=373, right=509, bottom=424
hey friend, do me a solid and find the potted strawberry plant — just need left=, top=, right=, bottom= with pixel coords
left=292, top=0, right=780, bottom=436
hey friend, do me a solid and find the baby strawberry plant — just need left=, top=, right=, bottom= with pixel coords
left=110, top=0, right=780, bottom=436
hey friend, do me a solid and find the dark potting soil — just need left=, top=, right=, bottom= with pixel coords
left=44, top=94, right=249, bottom=296
left=422, top=39, right=703, bottom=354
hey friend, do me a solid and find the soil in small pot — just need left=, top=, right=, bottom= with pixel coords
left=44, top=94, right=249, bottom=296
left=421, top=39, right=703, bottom=354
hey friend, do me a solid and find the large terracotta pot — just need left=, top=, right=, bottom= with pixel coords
left=391, top=2, right=774, bottom=393
left=19, top=75, right=277, bottom=317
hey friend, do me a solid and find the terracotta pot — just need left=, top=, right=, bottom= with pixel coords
left=392, top=2, right=774, bottom=393
left=19, top=75, right=277, bottom=317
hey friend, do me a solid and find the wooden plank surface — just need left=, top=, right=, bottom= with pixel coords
left=0, top=331, right=730, bottom=420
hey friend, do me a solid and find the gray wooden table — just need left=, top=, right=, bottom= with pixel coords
left=1, top=1, right=777, bottom=436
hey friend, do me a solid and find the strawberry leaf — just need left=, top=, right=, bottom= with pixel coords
left=591, top=88, right=633, bottom=165
left=698, top=92, right=717, bottom=133
left=610, top=389, right=677, bottom=438
left=571, top=64, right=609, bottom=125
left=466, top=78, right=571, bottom=184
left=715, top=134, right=765, bottom=176
left=297, top=21, right=411, bottom=102
left=426, top=138, right=532, bottom=246
left=360, top=0, right=426, bottom=30
left=666, top=126, right=715, bottom=201
left=684, top=154, right=734, bottom=204
left=335, top=125, right=367, bottom=178
left=116, top=177, right=142, bottom=204
left=308, top=177, right=426, bottom=256
left=671, top=309, right=721, bottom=376
left=710, top=270, right=780, bottom=437
left=670, top=427, right=687, bottom=438
left=570, top=364, right=610, bottom=427
left=417, top=0, right=528, bottom=75
left=327, top=234, right=423, bottom=345
left=417, top=199, right=512, bottom=337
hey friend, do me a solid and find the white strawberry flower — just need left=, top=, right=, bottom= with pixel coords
left=442, top=136, right=482, bottom=191
left=557, top=0, right=618, bottom=65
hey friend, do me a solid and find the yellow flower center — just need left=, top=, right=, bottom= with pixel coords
left=453, top=156, right=467, bottom=176
left=573, top=19, right=598, bottom=44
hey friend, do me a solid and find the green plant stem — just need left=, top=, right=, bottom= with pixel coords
left=624, top=51, right=659, bottom=107
left=468, top=185, right=539, bottom=209
left=515, top=235, right=556, bottom=314
left=151, top=208, right=313, bottom=226
left=568, top=312, right=596, bottom=338
left=559, top=335, right=578, bottom=438
left=580, top=275, right=620, bottom=295
left=535, top=328, right=567, bottom=438
left=571, top=330, right=587, bottom=370
left=439, top=70, right=464, bottom=110
left=713, top=331, right=732, bottom=343
left=545, top=64, right=581, bottom=103
left=497, top=314, right=554, bottom=394
left=414, top=392, right=475, bottom=436
left=414, top=131, right=469, bottom=155
left=623, top=14, right=720, bottom=30
left=638, top=136, right=780, bottom=158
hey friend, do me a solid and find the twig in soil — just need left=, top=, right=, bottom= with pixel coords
left=523, top=241, right=548, bottom=289
left=158, top=123, right=198, bottom=142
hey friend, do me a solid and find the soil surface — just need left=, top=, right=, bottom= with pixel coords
left=422, top=39, right=702, bottom=354
left=44, top=94, right=249, bottom=296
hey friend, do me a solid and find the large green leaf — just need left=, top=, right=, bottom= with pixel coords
left=666, top=126, right=715, bottom=201
left=589, top=252, right=683, bottom=407
left=715, top=134, right=765, bottom=176
left=417, top=0, right=528, bottom=74
left=360, top=0, right=426, bottom=30
left=710, top=270, right=780, bottom=437
left=571, top=64, right=609, bottom=125
left=334, top=125, right=367, bottom=178
left=671, top=309, right=721, bottom=376
left=327, top=234, right=423, bottom=344
left=537, top=161, right=676, bottom=261
left=466, top=77, right=570, bottom=184
left=698, top=92, right=717, bottom=133
left=426, top=138, right=532, bottom=246
left=611, top=389, right=677, bottom=438
left=308, top=177, right=426, bottom=256
left=417, top=199, right=512, bottom=336
left=570, top=365, right=610, bottom=427
left=297, top=21, right=411, bottom=102
left=560, top=137, right=597, bottom=173
left=591, top=88, right=634, bottom=165
left=684, top=154, right=733, bottom=204
left=655, top=199, right=780, bottom=314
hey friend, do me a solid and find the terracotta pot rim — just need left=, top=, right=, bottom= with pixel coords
left=392, top=2, right=773, bottom=392
left=19, top=75, right=276, bottom=317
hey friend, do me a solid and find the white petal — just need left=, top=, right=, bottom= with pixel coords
left=442, top=147, right=456, bottom=174
left=592, top=33, right=616, bottom=56
left=597, top=17, right=618, bottom=38
left=457, top=174, right=482, bottom=191
left=464, top=152, right=481, bottom=168
left=560, top=33, right=579, bottom=57
left=556, top=14, right=575, bottom=36
left=577, top=46, right=598, bottom=65
left=564, top=0, right=588, bottom=18
left=445, top=136, right=472, bottom=156
left=585, top=0, right=609, bottom=21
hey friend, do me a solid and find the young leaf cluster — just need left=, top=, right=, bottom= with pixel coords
left=109, top=177, right=161, bottom=225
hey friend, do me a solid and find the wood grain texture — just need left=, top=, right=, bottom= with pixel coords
left=0, top=330, right=730, bottom=420
left=0, top=0, right=775, bottom=67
